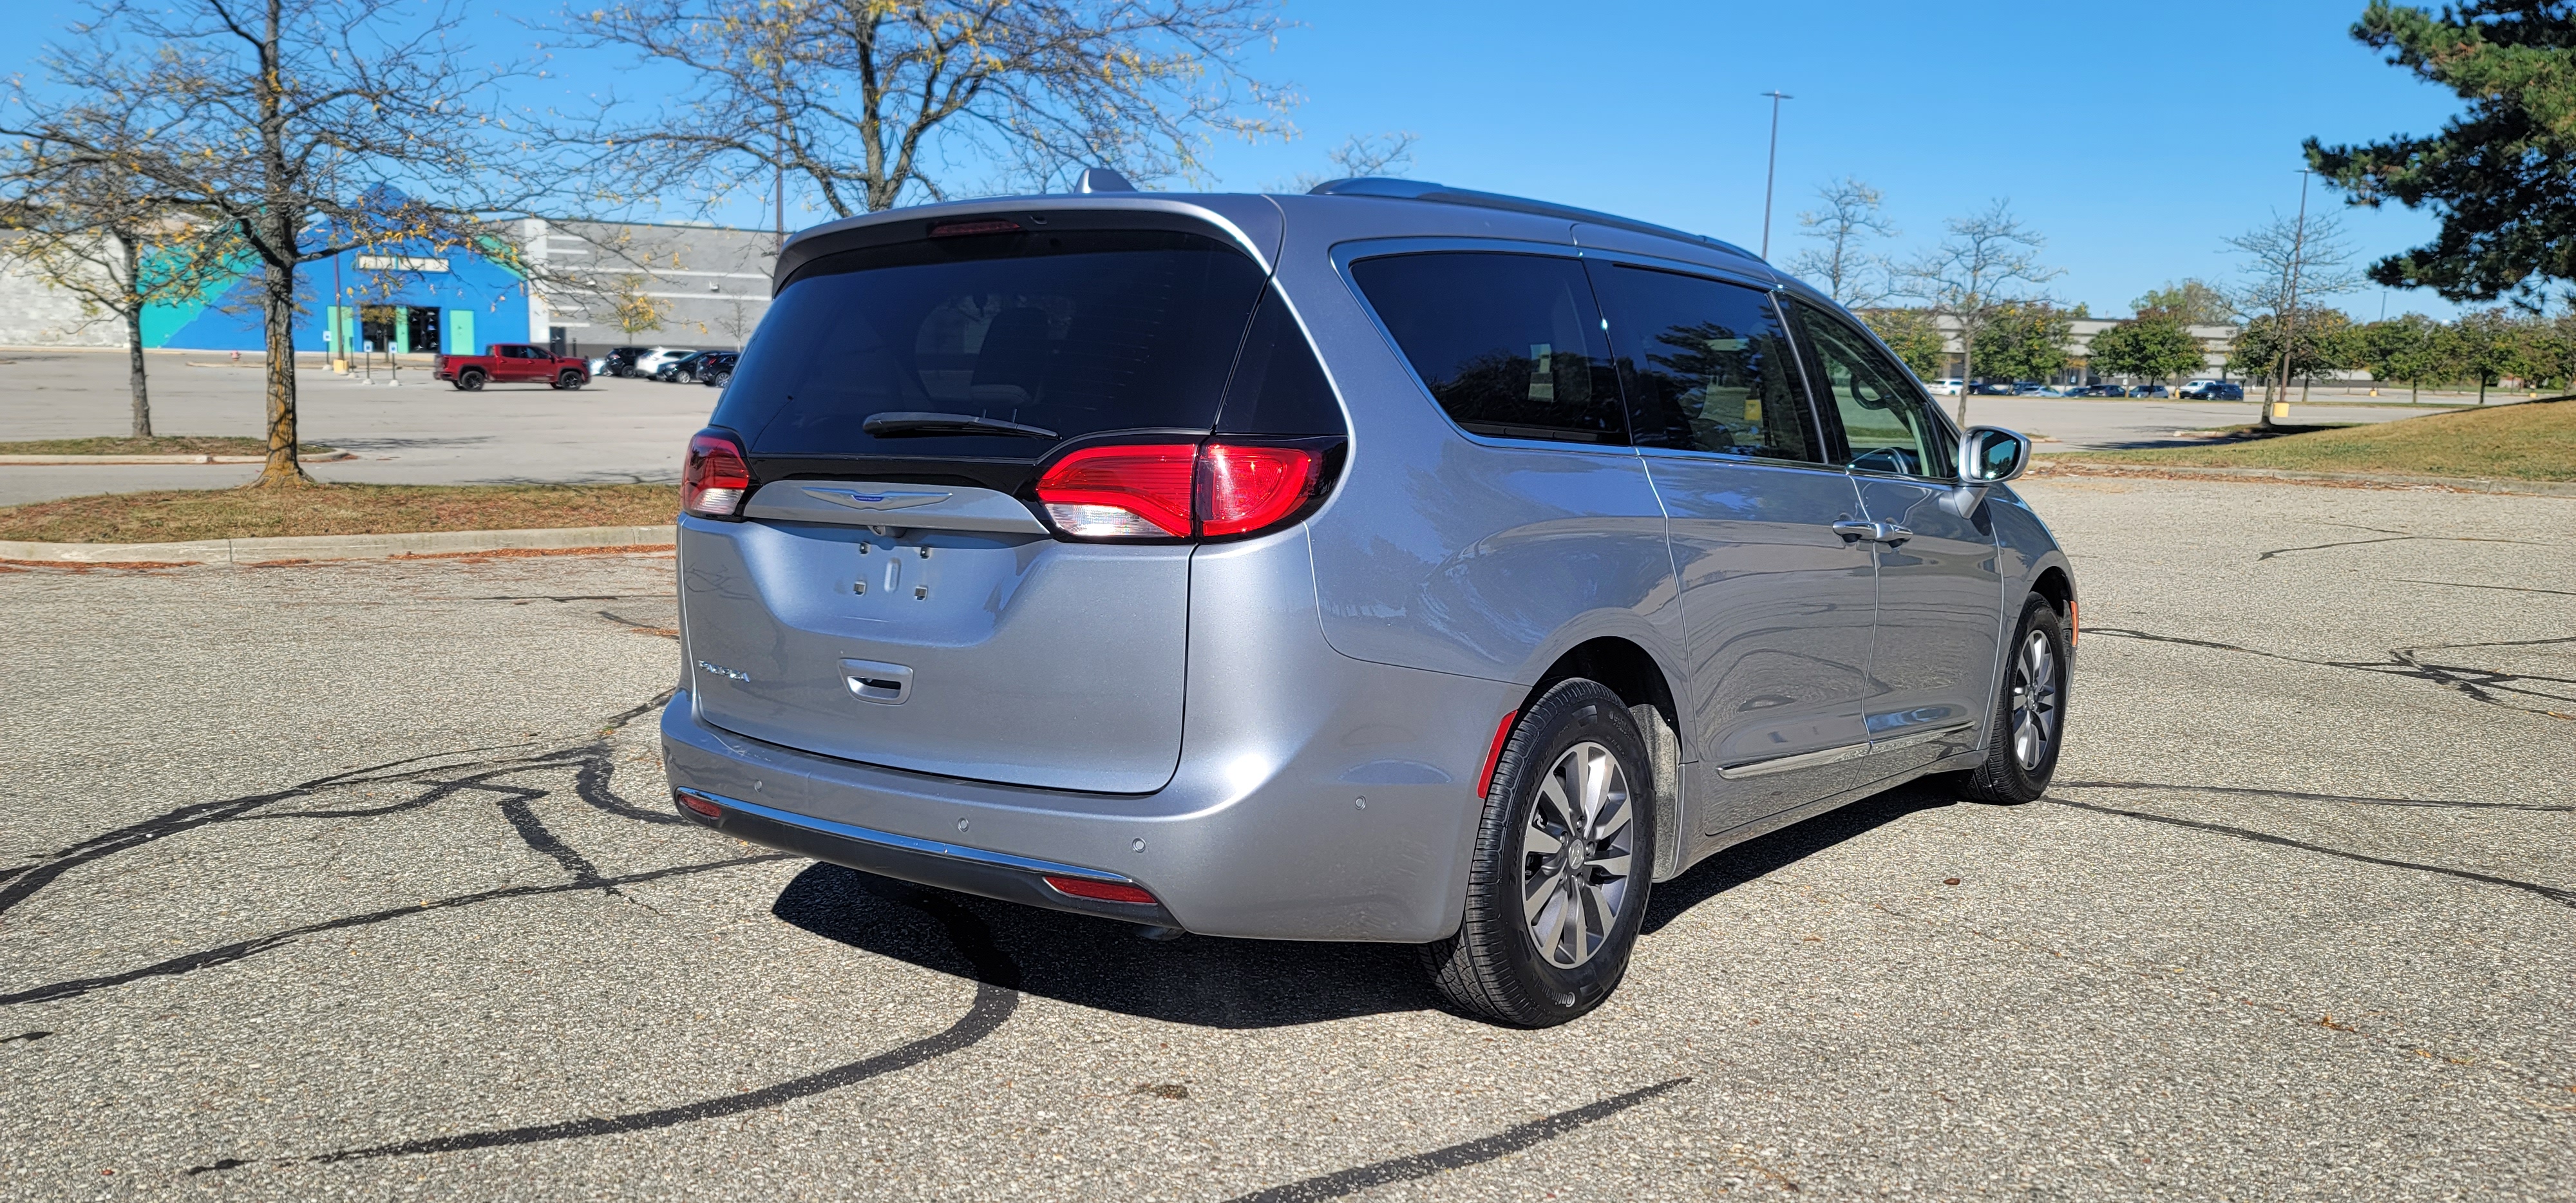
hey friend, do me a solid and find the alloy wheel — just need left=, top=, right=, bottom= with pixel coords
left=1519, top=741, right=1636, bottom=968
left=2010, top=629, right=2060, bottom=770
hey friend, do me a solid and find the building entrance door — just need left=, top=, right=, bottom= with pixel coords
left=404, top=307, right=440, bottom=355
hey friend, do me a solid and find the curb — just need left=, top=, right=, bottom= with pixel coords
left=0, top=452, right=358, bottom=466
left=0, top=524, right=676, bottom=565
left=2031, top=459, right=2576, bottom=498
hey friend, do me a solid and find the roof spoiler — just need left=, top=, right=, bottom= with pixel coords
left=1307, top=177, right=1766, bottom=265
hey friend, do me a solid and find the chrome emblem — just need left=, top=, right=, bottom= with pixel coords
left=695, top=659, right=750, bottom=683
left=802, top=487, right=949, bottom=511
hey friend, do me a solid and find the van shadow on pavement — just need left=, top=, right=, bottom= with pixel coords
left=772, top=780, right=1962, bottom=1028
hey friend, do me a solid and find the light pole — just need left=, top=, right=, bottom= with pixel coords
left=1759, top=90, right=1792, bottom=260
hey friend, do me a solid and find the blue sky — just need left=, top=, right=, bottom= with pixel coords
left=8, top=0, right=2477, bottom=318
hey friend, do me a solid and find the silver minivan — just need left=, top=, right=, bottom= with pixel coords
left=662, top=177, right=2076, bottom=1027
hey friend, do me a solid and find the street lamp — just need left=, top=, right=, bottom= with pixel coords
left=1759, top=90, right=1793, bottom=260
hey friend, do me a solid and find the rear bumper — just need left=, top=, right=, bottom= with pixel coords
left=661, top=527, right=1519, bottom=943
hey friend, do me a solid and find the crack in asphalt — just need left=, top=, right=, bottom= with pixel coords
left=2255, top=534, right=2552, bottom=561
left=0, top=855, right=788, bottom=1008
left=2056, top=779, right=2576, bottom=815
left=2087, top=627, right=2576, bottom=719
left=1219, top=1077, right=1694, bottom=1203
left=258, top=882, right=1025, bottom=1168
left=2394, top=578, right=2576, bottom=598
left=2047, top=797, right=2576, bottom=912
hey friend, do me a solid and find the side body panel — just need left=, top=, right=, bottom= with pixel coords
left=1642, top=453, right=1879, bottom=833
left=1851, top=476, right=2002, bottom=772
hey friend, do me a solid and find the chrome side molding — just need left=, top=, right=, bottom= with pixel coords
left=1716, top=721, right=1976, bottom=780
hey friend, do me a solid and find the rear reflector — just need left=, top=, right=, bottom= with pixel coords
left=1042, top=875, right=1157, bottom=905
left=682, top=429, right=752, bottom=518
left=930, top=219, right=1024, bottom=238
left=1477, top=710, right=1518, bottom=799
left=676, top=792, right=723, bottom=819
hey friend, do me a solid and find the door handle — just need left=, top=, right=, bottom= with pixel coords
left=1832, top=520, right=1913, bottom=544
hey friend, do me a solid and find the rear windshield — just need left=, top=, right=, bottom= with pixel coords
left=713, top=229, right=1271, bottom=457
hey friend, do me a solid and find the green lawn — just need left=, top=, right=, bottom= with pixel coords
left=0, top=483, right=676, bottom=544
left=2049, top=399, right=2575, bottom=482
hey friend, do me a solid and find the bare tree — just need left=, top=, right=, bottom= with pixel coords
left=2225, top=206, right=2361, bottom=422
left=1897, top=200, right=2060, bottom=424
left=1281, top=131, right=1417, bottom=192
left=2226, top=209, right=2361, bottom=317
left=2, top=0, right=543, bottom=485
left=1787, top=177, right=1897, bottom=308
left=564, top=0, right=1296, bottom=218
left=0, top=119, right=235, bottom=439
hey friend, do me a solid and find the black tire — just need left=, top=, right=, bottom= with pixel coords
left=1951, top=593, right=2070, bottom=804
left=558, top=370, right=583, bottom=390
left=708, top=369, right=730, bottom=388
left=1421, top=679, right=1656, bottom=1027
left=458, top=369, right=485, bottom=392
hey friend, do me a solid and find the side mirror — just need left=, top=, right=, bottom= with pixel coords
left=1958, top=426, right=2031, bottom=484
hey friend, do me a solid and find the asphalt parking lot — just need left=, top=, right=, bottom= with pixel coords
left=4, top=477, right=2570, bottom=1199
left=0, top=348, right=2476, bottom=506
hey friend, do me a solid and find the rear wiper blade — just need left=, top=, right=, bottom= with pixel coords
left=861, top=412, right=1059, bottom=439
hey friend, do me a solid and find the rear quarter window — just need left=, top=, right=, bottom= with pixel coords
left=1348, top=251, right=1625, bottom=444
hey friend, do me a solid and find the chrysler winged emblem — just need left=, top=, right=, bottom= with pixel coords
left=802, top=488, right=949, bottom=511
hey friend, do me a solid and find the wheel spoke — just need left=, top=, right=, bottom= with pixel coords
left=1587, top=851, right=1631, bottom=879
left=1523, top=864, right=1564, bottom=926
left=1522, top=825, right=1564, bottom=856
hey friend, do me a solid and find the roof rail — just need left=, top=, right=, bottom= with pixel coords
left=1307, top=177, right=1765, bottom=263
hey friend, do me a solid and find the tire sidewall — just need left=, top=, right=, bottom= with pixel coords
left=1996, top=598, right=2071, bottom=796
left=1479, top=682, right=1657, bottom=1023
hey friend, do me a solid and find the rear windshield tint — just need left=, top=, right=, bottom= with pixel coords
left=713, top=230, right=1269, bottom=457
left=1348, top=252, right=1624, bottom=444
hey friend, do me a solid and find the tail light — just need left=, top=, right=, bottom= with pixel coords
left=682, top=428, right=752, bottom=518
left=1034, top=440, right=1327, bottom=541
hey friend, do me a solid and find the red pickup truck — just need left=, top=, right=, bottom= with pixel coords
left=435, top=344, right=590, bottom=391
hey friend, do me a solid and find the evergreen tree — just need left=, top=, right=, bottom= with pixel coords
left=2308, top=3, right=2576, bottom=306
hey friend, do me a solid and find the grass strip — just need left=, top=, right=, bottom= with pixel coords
left=2049, top=399, right=2574, bottom=482
left=0, top=483, right=676, bottom=544
left=0, top=436, right=338, bottom=457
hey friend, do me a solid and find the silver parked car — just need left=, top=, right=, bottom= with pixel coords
left=662, top=176, right=2077, bottom=1027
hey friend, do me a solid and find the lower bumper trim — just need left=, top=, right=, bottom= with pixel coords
left=672, top=788, right=1179, bottom=928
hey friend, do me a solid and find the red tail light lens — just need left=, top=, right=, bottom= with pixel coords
left=1035, top=441, right=1326, bottom=541
left=682, top=430, right=752, bottom=518
left=1042, top=875, right=1158, bottom=905
left=1198, top=444, right=1321, bottom=536
left=676, top=791, right=723, bottom=819
left=1034, top=444, right=1198, bottom=537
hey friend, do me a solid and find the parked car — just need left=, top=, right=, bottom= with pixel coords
left=658, top=350, right=723, bottom=383
left=598, top=346, right=656, bottom=377
left=1968, top=381, right=2015, bottom=395
left=2014, top=382, right=2048, bottom=395
left=630, top=347, right=694, bottom=377
left=696, top=351, right=739, bottom=387
left=664, top=180, right=2076, bottom=1027
left=2182, top=381, right=2244, bottom=401
left=1926, top=378, right=1965, bottom=395
left=2129, top=384, right=2170, bottom=397
left=433, top=343, right=589, bottom=391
